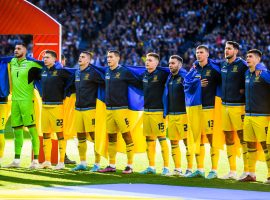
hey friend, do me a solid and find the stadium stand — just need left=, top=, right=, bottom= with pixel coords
left=1, top=0, right=270, bottom=68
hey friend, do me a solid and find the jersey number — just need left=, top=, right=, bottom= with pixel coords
left=158, top=123, right=165, bottom=132
left=208, top=120, right=214, bottom=128
left=56, top=119, right=63, bottom=127
left=241, top=115, right=245, bottom=122
left=184, top=124, right=188, bottom=132
left=124, top=118, right=130, bottom=127
left=92, top=119, right=95, bottom=126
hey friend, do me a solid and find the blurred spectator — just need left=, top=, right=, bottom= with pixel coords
left=1, top=0, right=270, bottom=69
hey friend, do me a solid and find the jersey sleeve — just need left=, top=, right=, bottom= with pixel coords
left=28, top=67, right=42, bottom=84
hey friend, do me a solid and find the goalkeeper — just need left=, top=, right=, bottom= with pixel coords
left=5, top=42, right=42, bottom=169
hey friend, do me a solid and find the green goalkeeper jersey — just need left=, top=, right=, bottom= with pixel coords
left=10, top=57, right=42, bottom=101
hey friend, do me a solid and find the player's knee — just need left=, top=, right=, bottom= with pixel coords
left=89, top=132, right=95, bottom=141
left=207, top=134, right=213, bottom=146
left=260, top=141, right=267, bottom=150
left=157, top=136, right=166, bottom=142
left=224, top=131, right=234, bottom=145
left=27, top=124, right=36, bottom=129
left=77, top=132, right=86, bottom=140
left=170, top=140, right=178, bottom=145
left=237, top=130, right=244, bottom=141
left=146, top=136, right=156, bottom=142
left=122, top=132, right=133, bottom=144
left=108, top=133, right=117, bottom=142
left=247, top=142, right=256, bottom=149
left=183, top=138, right=187, bottom=146
left=43, top=133, right=51, bottom=139
left=13, top=125, right=23, bottom=130
left=56, top=132, right=64, bottom=140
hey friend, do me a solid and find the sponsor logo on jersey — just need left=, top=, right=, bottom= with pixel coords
left=105, top=73, right=110, bottom=79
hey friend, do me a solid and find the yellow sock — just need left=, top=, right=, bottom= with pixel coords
left=94, top=143, right=101, bottom=164
left=186, top=146, right=193, bottom=169
left=242, top=142, right=249, bottom=172
left=0, top=134, right=5, bottom=158
left=171, top=143, right=181, bottom=169
left=146, top=139, right=156, bottom=167
left=126, top=142, right=134, bottom=165
left=58, top=139, right=66, bottom=163
left=159, top=138, right=169, bottom=168
left=95, top=150, right=101, bottom=164
left=78, top=138, right=87, bottom=162
left=226, top=144, right=236, bottom=171
left=248, top=147, right=257, bottom=173
left=43, top=138, right=52, bottom=161
left=264, top=147, right=270, bottom=178
left=211, top=147, right=219, bottom=170
left=108, top=142, right=117, bottom=165
left=196, top=144, right=205, bottom=169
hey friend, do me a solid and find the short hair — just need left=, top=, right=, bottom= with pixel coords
left=146, top=52, right=160, bottom=61
left=247, top=49, right=262, bottom=58
left=15, top=41, right=27, bottom=48
left=45, top=50, right=57, bottom=58
left=170, top=55, right=183, bottom=64
left=196, top=45, right=209, bottom=53
left=61, top=54, right=66, bottom=60
left=107, top=50, right=120, bottom=57
left=81, top=51, right=93, bottom=58
left=226, top=41, right=240, bottom=50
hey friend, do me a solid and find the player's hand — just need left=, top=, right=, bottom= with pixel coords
left=255, top=70, right=262, bottom=76
left=239, top=89, right=244, bottom=94
left=201, top=79, right=208, bottom=87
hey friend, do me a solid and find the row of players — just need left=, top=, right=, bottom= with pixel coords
left=0, top=41, right=269, bottom=184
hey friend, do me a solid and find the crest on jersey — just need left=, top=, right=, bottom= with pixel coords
left=84, top=73, right=90, bottom=80
left=52, top=70, right=58, bottom=76
left=205, top=70, right=211, bottom=77
left=232, top=65, right=238, bottom=72
left=254, top=76, right=260, bottom=82
left=152, top=75, right=158, bottom=82
left=176, top=77, right=182, bottom=84
left=115, top=72, right=121, bottom=79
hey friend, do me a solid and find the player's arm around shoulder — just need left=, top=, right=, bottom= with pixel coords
left=125, top=67, right=143, bottom=90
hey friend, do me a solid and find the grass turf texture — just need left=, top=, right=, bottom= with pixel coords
left=1, top=138, right=270, bottom=192
left=1, top=119, right=270, bottom=192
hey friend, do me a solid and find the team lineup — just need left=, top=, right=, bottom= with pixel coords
left=0, top=41, right=270, bottom=184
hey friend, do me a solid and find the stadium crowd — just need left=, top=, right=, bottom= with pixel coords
left=1, top=0, right=270, bottom=68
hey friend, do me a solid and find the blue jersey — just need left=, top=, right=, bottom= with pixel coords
left=143, top=68, right=168, bottom=110
left=221, top=57, right=248, bottom=104
left=245, top=63, right=270, bottom=115
left=194, top=61, right=221, bottom=108
left=75, top=65, right=104, bottom=109
left=105, top=65, right=142, bottom=107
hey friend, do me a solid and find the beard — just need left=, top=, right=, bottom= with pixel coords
left=226, top=55, right=233, bottom=60
left=14, top=53, right=24, bottom=58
